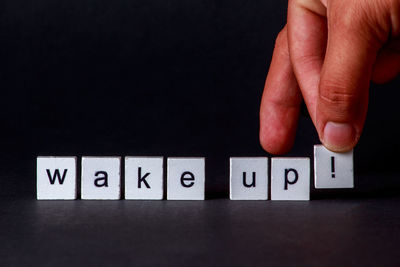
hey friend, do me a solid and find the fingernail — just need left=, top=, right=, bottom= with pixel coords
left=322, top=122, right=357, bottom=152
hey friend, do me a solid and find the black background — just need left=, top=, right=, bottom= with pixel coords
left=1, top=1, right=400, bottom=266
left=1, top=0, right=400, bottom=198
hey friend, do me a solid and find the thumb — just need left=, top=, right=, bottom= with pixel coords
left=317, top=0, right=390, bottom=152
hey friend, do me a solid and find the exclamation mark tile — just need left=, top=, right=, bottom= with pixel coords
left=314, top=145, right=354, bottom=189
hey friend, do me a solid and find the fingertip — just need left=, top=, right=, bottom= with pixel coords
left=320, top=121, right=359, bottom=152
left=259, top=129, right=294, bottom=155
left=259, top=105, right=298, bottom=155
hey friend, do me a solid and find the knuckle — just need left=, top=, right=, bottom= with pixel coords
left=275, top=29, right=287, bottom=47
left=329, top=2, right=365, bottom=35
left=319, top=82, right=359, bottom=115
left=274, top=29, right=289, bottom=57
left=330, top=0, right=390, bottom=43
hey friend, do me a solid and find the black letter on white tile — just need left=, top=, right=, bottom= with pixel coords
left=243, top=172, right=256, bottom=187
left=284, top=168, right=298, bottom=190
left=181, top=171, right=195, bottom=188
left=46, top=169, right=68, bottom=185
left=138, top=167, right=151, bottom=189
left=94, top=171, right=108, bottom=187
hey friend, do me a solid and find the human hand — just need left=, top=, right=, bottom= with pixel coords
left=259, top=0, right=400, bottom=154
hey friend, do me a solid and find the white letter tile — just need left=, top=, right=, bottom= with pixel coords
left=125, top=157, right=164, bottom=200
left=37, top=157, right=77, bottom=200
left=314, top=145, right=354, bottom=189
left=167, top=158, right=205, bottom=200
left=81, top=157, right=121, bottom=200
left=271, top=158, right=310, bottom=201
left=230, top=157, right=269, bottom=200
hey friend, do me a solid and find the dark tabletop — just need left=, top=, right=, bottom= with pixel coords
left=1, top=172, right=400, bottom=267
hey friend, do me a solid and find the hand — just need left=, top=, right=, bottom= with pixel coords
left=259, top=0, right=400, bottom=154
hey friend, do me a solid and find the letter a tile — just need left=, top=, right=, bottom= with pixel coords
left=37, top=156, right=77, bottom=200
left=167, top=158, right=205, bottom=200
left=81, top=157, right=121, bottom=200
left=271, top=158, right=310, bottom=200
left=230, top=157, right=269, bottom=200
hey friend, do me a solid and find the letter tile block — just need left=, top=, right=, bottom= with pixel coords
left=81, top=157, right=121, bottom=200
left=230, top=157, right=269, bottom=200
left=314, top=145, right=354, bottom=188
left=125, top=157, right=164, bottom=200
left=167, top=157, right=205, bottom=200
left=271, top=158, right=310, bottom=200
left=37, top=156, right=77, bottom=200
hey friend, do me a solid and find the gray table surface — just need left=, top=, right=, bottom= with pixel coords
left=2, top=189, right=400, bottom=267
